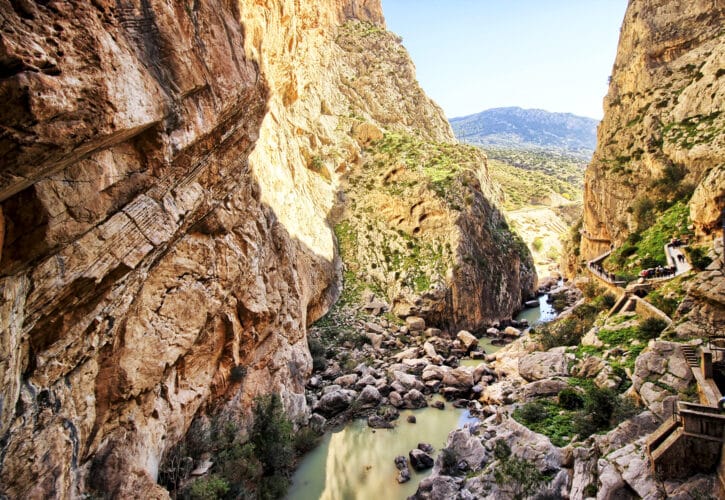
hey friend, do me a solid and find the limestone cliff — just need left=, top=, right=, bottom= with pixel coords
left=0, top=0, right=533, bottom=497
left=581, top=0, right=725, bottom=260
left=579, top=0, right=725, bottom=337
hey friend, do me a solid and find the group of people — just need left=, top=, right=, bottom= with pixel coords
left=639, top=266, right=677, bottom=279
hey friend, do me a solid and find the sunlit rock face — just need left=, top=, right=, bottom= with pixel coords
left=581, top=0, right=725, bottom=261
left=0, top=0, right=534, bottom=496
left=0, top=0, right=354, bottom=496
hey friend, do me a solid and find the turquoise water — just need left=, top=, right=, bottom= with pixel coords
left=288, top=397, right=476, bottom=500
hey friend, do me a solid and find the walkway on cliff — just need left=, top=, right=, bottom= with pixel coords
left=586, top=240, right=692, bottom=288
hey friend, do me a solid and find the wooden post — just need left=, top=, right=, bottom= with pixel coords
left=702, top=348, right=713, bottom=379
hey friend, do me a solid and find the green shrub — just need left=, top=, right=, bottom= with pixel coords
left=583, top=483, right=598, bottom=497
left=647, top=291, right=679, bottom=317
left=516, top=400, right=549, bottom=424
left=440, top=447, right=460, bottom=476
left=535, top=318, right=584, bottom=350
left=494, top=440, right=512, bottom=460
left=638, top=317, right=668, bottom=340
left=573, top=386, right=639, bottom=438
left=230, top=365, right=247, bottom=383
left=688, top=246, right=713, bottom=271
left=549, top=291, right=569, bottom=312
left=494, top=448, right=548, bottom=500
left=308, top=337, right=327, bottom=372
left=251, top=394, right=294, bottom=479
left=532, top=237, right=544, bottom=252
left=189, top=475, right=230, bottom=500
left=582, top=281, right=603, bottom=300
left=294, top=427, right=321, bottom=454
left=558, top=389, right=585, bottom=410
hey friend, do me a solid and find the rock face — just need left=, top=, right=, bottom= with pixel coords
left=0, top=0, right=535, bottom=495
left=580, top=0, right=725, bottom=261
left=0, top=0, right=389, bottom=497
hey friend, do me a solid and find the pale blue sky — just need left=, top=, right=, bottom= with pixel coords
left=380, top=1, right=628, bottom=120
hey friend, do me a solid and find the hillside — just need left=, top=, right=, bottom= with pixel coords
left=450, top=107, right=598, bottom=158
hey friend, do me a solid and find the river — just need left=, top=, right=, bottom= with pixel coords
left=288, top=294, right=555, bottom=500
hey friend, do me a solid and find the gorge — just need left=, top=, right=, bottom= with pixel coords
left=0, top=0, right=724, bottom=499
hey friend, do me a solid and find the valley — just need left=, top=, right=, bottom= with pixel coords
left=0, top=0, right=723, bottom=499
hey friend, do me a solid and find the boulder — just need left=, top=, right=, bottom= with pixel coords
left=314, top=389, right=357, bottom=417
left=431, top=400, right=445, bottom=410
left=424, top=327, right=442, bottom=338
left=442, top=367, right=474, bottom=390
left=439, top=428, right=486, bottom=473
left=365, top=332, right=383, bottom=350
left=389, top=391, right=404, bottom=408
left=496, top=417, right=563, bottom=471
left=422, top=364, right=450, bottom=382
left=418, top=443, right=434, bottom=453
left=394, top=455, right=411, bottom=483
left=411, top=475, right=459, bottom=499
left=406, top=316, right=426, bottom=332
left=457, top=330, right=478, bottom=352
left=367, top=414, right=393, bottom=429
left=423, top=342, right=443, bottom=364
left=309, top=413, right=327, bottom=434
left=393, top=347, right=420, bottom=362
left=407, top=415, right=417, bottom=424
left=403, top=389, right=427, bottom=409
left=522, top=378, right=570, bottom=400
left=355, top=374, right=378, bottom=390
left=409, top=449, right=434, bottom=471
left=396, top=468, right=411, bottom=484
left=356, top=385, right=382, bottom=408
left=518, top=351, right=570, bottom=381
left=503, top=326, right=521, bottom=337
left=402, top=358, right=429, bottom=374
left=571, top=355, right=605, bottom=378
left=321, top=384, right=342, bottom=395
left=393, top=370, right=423, bottom=391
left=333, top=373, right=359, bottom=387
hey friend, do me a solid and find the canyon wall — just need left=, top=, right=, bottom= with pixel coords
left=0, top=0, right=533, bottom=496
left=581, top=0, right=724, bottom=260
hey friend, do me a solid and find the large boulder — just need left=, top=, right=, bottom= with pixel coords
left=406, top=316, right=426, bottom=332
left=423, top=341, right=443, bottom=364
left=457, top=330, right=478, bottom=352
left=441, top=367, right=474, bottom=391
left=422, top=364, right=450, bottom=382
left=356, top=385, right=382, bottom=408
left=409, top=449, right=435, bottom=471
left=436, top=428, right=486, bottom=473
left=314, top=389, right=357, bottom=417
left=521, top=378, right=570, bottom=400
left=403, top=389, right=427, bottom=409
left=333, top=373, right=359, bottom=387
left=518, top=350, right=571, bottom=381
left=393, top=370, right=424, bottom=392
left=411, top=475, right=459, bottom=499
left=495, top=417, right=562, bottom=471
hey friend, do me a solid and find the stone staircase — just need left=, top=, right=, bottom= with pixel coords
left=681, top=345, right=699, bottom=368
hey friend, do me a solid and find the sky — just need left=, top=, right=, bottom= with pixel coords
left=380, top=0, right=628, bottom=120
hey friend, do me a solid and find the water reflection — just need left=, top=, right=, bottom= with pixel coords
left=288, top=399, right=476, bottom=500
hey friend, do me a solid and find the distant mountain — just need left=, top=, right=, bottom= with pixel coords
left=450, top=107, right=598, bottom=158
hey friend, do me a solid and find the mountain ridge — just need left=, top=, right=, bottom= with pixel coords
left=450, top=106, right=599, bottom=158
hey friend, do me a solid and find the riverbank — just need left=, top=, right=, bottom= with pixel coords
left=292, top=278, right=568, bottom=498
